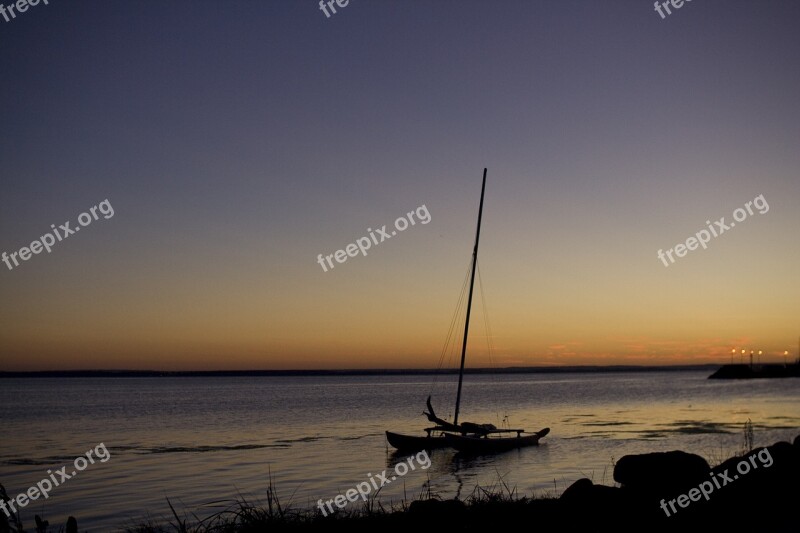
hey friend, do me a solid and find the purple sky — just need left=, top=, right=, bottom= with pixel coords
left=1, top=1, right=799, bottom=370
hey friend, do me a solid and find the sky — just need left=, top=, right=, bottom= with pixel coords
left=1, top=0, right=798, bottom=371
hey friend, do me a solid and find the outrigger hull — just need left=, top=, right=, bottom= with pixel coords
left=444, top=427, right=550, bottom=454
left=385, top=431, right=451, bottom=451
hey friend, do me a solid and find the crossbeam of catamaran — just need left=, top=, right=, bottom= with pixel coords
left=423, top=395, right=527, bottom=436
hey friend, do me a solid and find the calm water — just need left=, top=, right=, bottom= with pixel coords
left=1, top=371, right=798, bottom=530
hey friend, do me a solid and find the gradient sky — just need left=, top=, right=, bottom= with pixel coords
left=1, top=1, right=798, bottom=371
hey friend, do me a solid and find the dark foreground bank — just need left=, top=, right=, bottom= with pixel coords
left=2, top=435, right=797, bottom=533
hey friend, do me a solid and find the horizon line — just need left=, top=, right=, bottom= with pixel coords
left=0, top=363, right=733, bottom=377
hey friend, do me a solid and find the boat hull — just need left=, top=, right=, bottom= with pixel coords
left=444, top=428, right=550, bottom=453
left=385, top=431, right=451, bottom=451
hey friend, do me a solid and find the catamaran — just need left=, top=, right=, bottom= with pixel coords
left=385, top=168, right=550, bottom=454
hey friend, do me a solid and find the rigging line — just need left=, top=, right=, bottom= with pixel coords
left=432, top=261, right=471, bottom=405
left=434, top=260, right=471, bottom=373
left=477, top=261, right=495, bottom=365
left=428, top=258, right=473, bottom=397
left=447, top=280, right=473, bottom=419
left=442, top=258, right=473, bottom=371
left=477, top=260, right=504, bottom=424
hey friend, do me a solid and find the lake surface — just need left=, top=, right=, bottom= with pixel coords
left=1, top=371, right=798, bottom=530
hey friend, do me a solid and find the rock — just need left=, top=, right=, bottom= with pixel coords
left=560, top=479, right=623, bottom=513
left=560, top=477, right=594, bottom=501
left=560, top=478, right=643, bottom=532
left=614, top=451, right=709, bottom=494
left=687, top=442, right=800, bottom=530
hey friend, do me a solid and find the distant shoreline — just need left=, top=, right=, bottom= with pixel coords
left=708, top=363, right=800, bottom=379
left=0, top=365, right=720, bottom=378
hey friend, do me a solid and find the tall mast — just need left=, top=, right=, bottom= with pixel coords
left=453, top=168, right=487, bottom=426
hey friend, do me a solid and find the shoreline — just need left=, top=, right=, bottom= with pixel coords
left=4, top=434, right=796, bottom=532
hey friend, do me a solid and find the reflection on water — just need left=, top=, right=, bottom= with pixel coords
left=0, top=371, right=797, bottom=529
